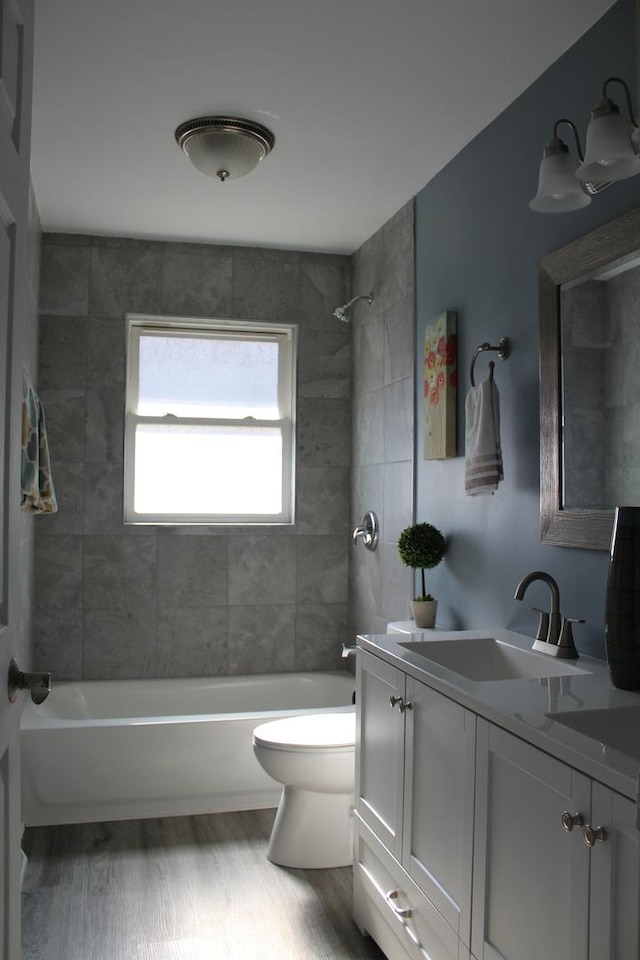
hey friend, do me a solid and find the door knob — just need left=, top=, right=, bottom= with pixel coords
left=7, top=658, right=51, bottom=705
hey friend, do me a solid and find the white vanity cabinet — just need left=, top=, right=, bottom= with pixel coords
left=472, top=720, right=640, bottom=960
left=354, top=649, right=476, bottom=960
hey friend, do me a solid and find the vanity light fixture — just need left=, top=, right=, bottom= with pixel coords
left=530, top=77, right=639, bottom=214
left=175, top=116, right=275, bottom=183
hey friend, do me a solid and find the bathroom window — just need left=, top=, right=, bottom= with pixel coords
left=124, top=315, right=297, bottom=524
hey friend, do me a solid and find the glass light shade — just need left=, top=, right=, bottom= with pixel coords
left=175, top=117, right=275, bottom=182
left=529, top=150, right=591, bottom=213
left=576, top=109, right=640, bottom=182
left=183, top=130, right=267, bottom=180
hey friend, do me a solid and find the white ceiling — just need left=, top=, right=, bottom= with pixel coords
left=30, top=0, right=617, bottom=254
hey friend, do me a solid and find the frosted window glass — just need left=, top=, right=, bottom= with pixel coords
left=137, top=335, right=279, bottom=418
left=133, top=424, right=282, bottom=515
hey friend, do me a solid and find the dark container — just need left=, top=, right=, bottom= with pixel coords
left=605, top=506, right=640, bottom=690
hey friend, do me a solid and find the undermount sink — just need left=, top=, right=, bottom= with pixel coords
left=547, top=706, right=640, bottom=760
left=398, top=636, right=590, bottom=682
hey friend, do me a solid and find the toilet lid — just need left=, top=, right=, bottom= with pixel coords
left=253, top=711, right=355, bottom=750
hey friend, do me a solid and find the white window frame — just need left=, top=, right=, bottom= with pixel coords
left=124, top=314, right=297, bottom=525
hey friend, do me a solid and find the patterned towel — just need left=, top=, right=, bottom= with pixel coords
left=465, top=375, right=503, bottom=496
left=21, top=384, right=57, bottom=514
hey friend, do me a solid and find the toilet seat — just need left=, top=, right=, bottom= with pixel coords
left=253, top=711, right=355, bottom=752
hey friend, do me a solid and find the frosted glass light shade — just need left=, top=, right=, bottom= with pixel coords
left=529, top=149, right=591, bottom=213
left=175, top=117, right=275, bottom=182
left=576, top=107, right=640, bottom=182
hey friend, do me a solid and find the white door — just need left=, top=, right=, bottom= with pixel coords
left=0, top=0, right=34, bottom=956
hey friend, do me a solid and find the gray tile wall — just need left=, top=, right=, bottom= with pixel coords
left=34, top=234, right=352, bottom=680
left=349, top=202, right=415, bottom=637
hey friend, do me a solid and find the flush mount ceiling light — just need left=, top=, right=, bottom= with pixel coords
left=174, top=116, right=275, bottom=183
left=530, top=77, right=640, bottom=214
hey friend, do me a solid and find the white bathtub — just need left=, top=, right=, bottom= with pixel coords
left=21, top=671, right=355, bottom=827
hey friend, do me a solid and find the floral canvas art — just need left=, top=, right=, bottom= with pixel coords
left=423, top=311, right=457, bottom=459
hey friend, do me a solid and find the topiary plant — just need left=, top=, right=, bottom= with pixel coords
left=397, top=522, right=446, bottom=600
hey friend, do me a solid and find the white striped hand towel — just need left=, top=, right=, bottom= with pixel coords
left=465, top=375, right=503, bottom=496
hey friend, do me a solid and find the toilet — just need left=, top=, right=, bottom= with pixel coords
left=252, top=709, right=356, bottom=869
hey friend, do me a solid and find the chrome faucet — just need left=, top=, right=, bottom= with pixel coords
left=352, top=511, right=379, bottom=551
left=514, top=571, right=561, bottom=644
left=513, top=571, right=581, bottom=659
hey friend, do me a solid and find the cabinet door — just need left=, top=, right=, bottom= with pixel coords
left=472, top=720, right=590, bottom=960
left=356, top=650, right=406, bottom=858
left=589, top=781, right=640, bottom=960
left=403, top=677, right=475, bottom=946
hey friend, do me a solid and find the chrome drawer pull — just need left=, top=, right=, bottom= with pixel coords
left=389, top=695, right=403, bottom=709
left=385, top=889, right=412, bottom=919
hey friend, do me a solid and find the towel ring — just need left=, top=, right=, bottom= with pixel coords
left=470, top=338, right=510, bottom=386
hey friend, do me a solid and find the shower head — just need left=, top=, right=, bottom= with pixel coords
left=333, top=291, right=374, bottom=323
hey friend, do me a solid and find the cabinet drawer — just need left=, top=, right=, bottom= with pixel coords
left=354, top=817, right=467, bottom=960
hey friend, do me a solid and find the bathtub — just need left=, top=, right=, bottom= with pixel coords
left=21, top=671, right=355, bottom=827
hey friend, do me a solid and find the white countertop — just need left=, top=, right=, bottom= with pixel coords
left=357, top=628, right=640, bottom=803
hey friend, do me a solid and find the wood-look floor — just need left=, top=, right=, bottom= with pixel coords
left=21, top=809, right=385, bottom=960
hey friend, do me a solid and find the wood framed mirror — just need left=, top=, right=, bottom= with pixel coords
left=539, top=204, right=640, bottom=550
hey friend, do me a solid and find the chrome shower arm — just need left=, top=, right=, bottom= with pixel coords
left=342, top=291, right=374, bottom=312
left=333, top=290, right=374, bottom=322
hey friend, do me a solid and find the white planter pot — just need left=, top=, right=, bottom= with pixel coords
left=411, top=599, right=437, bottom=629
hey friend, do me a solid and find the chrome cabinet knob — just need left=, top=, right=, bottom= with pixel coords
left=561, top=811, right=585, bottom=832
left=389, top=695, right=412, bottom=712
left=583, top=824, right=608, bottom=847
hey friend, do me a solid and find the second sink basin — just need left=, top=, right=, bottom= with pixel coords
left=398, top=636, right=590, bottom=682
left=547, top=706, right=640, bottom=760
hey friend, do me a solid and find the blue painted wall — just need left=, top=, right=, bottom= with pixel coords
left=414, top=0, right=640, bottom=657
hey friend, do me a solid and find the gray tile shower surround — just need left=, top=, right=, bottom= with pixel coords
left=34, top=201, right=415, bottom=682
left=348, top=203, right=416, bottom=638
